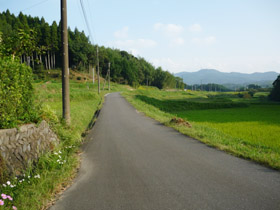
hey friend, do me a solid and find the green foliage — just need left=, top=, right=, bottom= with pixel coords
left=32, top=63, right=46, bottom=80
left=269, top=75, right=280, bottom=101
left=237, top=92, right=252, bottom=98
left=0, top=154, right=8, bottom=184
left=0, top=57, right=39, bottom=128
left=0, top=32, right=4, bottom=57
left=248, top=89, right=256, bottom=97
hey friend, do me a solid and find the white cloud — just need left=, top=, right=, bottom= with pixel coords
left=114, top=39, right=157, bottom=49
left=151, top=57, right=187, bottom=72
left=170, top=37, right=185, bottom=46
left=109, top=38, right=157, bottom=56
left=114, top=26, right=129, bottom=39
left=192, top=36, right=216, bottom=45
left=189, top=24, right=202, bottom=32
left=204, top=36, right=216, bottom=44
left=154, top=23, right=184, bottom=36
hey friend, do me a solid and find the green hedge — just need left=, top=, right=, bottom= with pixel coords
left=0, top=58, right=39, bottom=128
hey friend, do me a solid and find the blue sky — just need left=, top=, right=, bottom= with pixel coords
left=1, top=0, right=280, bottom=73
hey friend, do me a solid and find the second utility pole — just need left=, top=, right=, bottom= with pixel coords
left=108, top=62, right=110, bottom=91
left=61, top=0, right=70, bottom=124
left=97, top=46, right=100, bottom=94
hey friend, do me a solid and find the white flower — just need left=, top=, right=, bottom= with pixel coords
left=58, top=151, right=62, bottom=154
left=34, top=174, right=41, bottom=179
left=7, top=181, right=11, bottom=185
left=3, top=184, right=6, bottom=187
left=28, top=176, right=30, bottom=179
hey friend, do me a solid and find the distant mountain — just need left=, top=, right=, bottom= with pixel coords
left=175, top=69, right=279, bottom=87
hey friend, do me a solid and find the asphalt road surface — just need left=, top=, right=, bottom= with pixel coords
left=50, top=92, right=280, bottom=210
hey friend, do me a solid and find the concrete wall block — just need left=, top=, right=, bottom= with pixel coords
left=15, top=133, right=20, bottom=141
left=0, top=120, right=59, bottom=176
left=2, top=136, right=9, bottom=146
left=27, top=144, right=31, bottom=152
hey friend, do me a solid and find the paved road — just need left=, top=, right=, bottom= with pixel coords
left=50, top=92, right=280, bottom=210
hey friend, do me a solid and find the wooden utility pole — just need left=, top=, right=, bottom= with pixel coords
left=97, top=47, right=100, bottom=94
left=108, top=62, right=110, bottom=91
left=92, top=66, right=94, bottom=84
left=61, top=0, right=70, bottom=124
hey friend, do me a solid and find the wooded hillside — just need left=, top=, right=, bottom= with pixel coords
left=0, top=10, right=184, bottom=89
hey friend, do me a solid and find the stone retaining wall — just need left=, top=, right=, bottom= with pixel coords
left=0, top=120, right=59, bottom=175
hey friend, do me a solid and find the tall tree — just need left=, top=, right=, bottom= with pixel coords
left=41, top=22, right=51, bottom=69
left=50, top=21, right=58, bottom=69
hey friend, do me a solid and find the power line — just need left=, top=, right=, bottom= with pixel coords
left=76, top=0, right=87, bottom=30
left=79, top=0, right=94, bottom=44
left=85, top=0, right=97, bottom=43
left=19, top=0, right=51, bottom=12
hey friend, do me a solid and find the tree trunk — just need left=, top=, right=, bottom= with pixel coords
left=48, top=51, right=51, bottom=70
left=53, top=53, right=55, bottom=69
left=50, top=52, right=53, bottom=69
left=35, top=52, right=38, bottom=64
left=32, top=54, right=34, bottom=69
left=45, top=56, right=48, bottom=70
left=52, top=53, right=55, bottom=69
left=39, top=54, right=42, bottom=64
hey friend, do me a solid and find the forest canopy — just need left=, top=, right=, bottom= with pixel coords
left=0, top=10, right=184, bottom=89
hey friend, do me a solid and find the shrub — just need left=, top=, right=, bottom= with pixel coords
left=242, top=93, right=252, bottom=99
left=33, top=63, right=46, bottom=80
left=248, top=89, right=257, bottom=97
left=0, top=57, right=39, bottom=128
left=0, top=154, right=8, bottom=184
left=237, top=92, right=252, bottom=99
left=269, top=75, right=280, bottom=101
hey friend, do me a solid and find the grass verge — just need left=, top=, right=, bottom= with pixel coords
left=0, top=80, right=125, bottom=210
